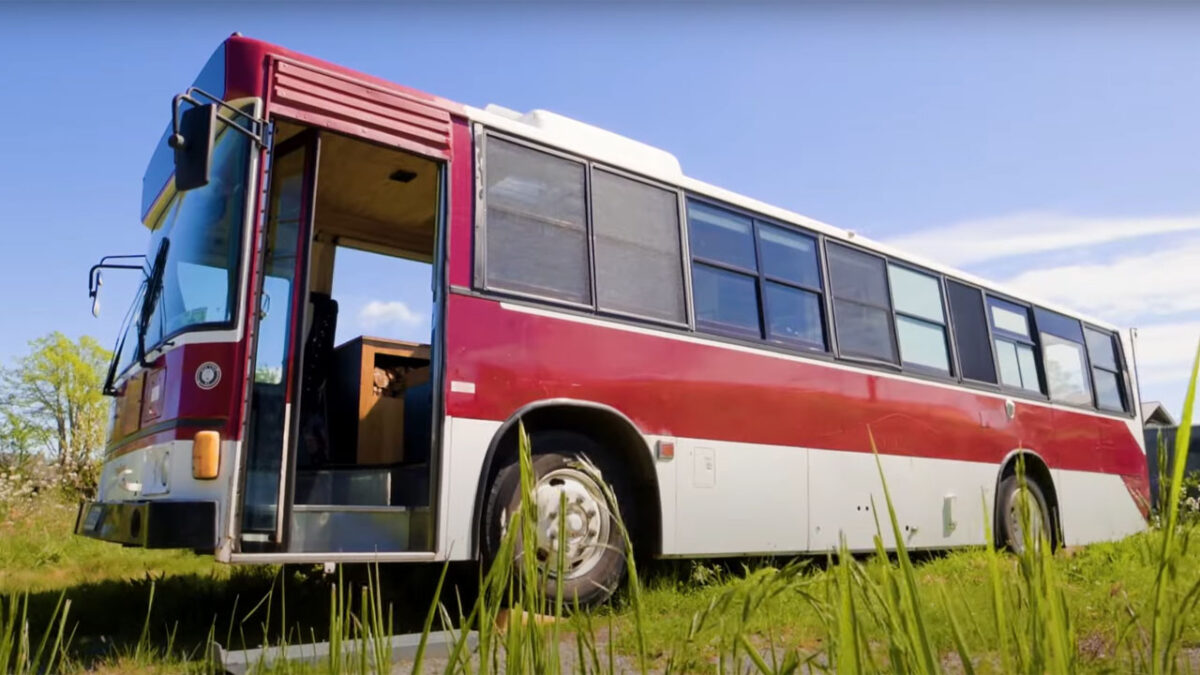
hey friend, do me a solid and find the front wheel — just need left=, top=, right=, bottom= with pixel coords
left=997, top=474, right=1055, bottom=554
left=481, top=432, right=630, bottom=608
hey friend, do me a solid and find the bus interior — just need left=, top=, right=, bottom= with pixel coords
left=263, top=123, right=440, bottom=553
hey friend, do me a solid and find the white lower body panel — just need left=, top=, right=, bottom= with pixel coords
left=97, top=418, right=1144, bottom=562
left=438, top=417, right=1146, bottom=560
left=1053, top=468, right=1146, bottom=546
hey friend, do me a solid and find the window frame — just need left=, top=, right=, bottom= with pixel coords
left=985, top=294, right=1047, bottom=397
left=474, top=129, right=691, bottom=329
left=824, top=240, right=900, bottom=368
left=886, top=260, right=955, bottom=378
left=590, top=164, right=690, bottom=326
left=944, top=279, right=999, bottom=387
left=474, top=131, right=595, bottom=311
left=686, top=195, right=829, bottom=351
left=1084, top=324, right=1131, bottom=414
left=1031, top=307, right=1096, bottom=409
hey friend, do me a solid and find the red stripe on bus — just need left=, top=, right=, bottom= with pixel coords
left=444, top=293, right=1148, bottom=485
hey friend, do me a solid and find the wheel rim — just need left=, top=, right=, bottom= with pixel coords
left=1008, top=486, right=1047, bottom=550
left=529, top=467, right=612, bottom=580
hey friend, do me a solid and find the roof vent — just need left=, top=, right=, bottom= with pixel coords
left=483, top=104, right=523, bottom=121
left=482, top=105, right=682, bottom=179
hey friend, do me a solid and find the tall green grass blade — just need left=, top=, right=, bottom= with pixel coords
left=938, top=586, right=975, bottom=675
left=133, top=581, right=156, bottom=663
left=738, top=632, right=772, bottom=674
left=411, top=558, right=452, bottom=673
left=869, top=428, right=939, bottom=674
left=834, top=538, right=860, bottom=675
left=1151, top=341, right=1199, bottom=675
left=981, top=494, right=1015, bottom=674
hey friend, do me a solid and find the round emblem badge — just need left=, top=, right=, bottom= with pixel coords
left=195, top=362, right=222, bottom=390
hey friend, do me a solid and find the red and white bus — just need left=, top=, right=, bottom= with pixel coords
left=79, top=35, right=1149, bottom=605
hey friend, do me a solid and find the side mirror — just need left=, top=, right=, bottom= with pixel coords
left=169, top=103, right=216, bottom=191
left=90, top=272, right=103, bottom=318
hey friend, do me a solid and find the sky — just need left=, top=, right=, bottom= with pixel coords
left=0, top=3, right=1198, bottom=418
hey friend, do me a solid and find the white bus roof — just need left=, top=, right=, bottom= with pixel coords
left=466, top=103, right=1119, bottom=333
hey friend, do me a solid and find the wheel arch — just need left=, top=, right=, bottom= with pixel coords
left=469, top=398, right=662, bottom=559
left=995, top=448, right=1062, bottom=544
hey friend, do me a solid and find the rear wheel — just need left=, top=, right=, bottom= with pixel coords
left=997, top=474, right=1054, bottom=553
left=481, top=431, right=630, bottom=608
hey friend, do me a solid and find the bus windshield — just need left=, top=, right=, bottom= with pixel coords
left=111, top=123, right=252, bottom=381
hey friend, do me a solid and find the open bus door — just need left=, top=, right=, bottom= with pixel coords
left=231, top=123, right=442, bottom=563
left=238, top=129, right=321, bottom=552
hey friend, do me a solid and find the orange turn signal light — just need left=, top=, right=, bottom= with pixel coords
left=192, top=430, right=220, bottom=480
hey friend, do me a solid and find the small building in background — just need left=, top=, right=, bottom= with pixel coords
left=1143, top=401, right=1177, bottom=429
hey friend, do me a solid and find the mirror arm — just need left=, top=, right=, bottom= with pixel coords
left=88, top=255, right=147, bottom=297
left=170, top=88, right=265, bottom=150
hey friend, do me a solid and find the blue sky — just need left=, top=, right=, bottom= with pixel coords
left=1, top=3, right=1197, bottom=418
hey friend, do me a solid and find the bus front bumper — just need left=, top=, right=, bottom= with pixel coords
left=75, top=499, right=217, bottom=551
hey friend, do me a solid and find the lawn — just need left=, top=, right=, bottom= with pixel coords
left=2, top=385, right=1198, bottom=673
left=4, top=488, right=1200, bottom=672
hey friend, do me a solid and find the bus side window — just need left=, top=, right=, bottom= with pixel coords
left=887, top=264, right=951, bottom=376
left=1085, top=327, right=1128, bottom=412
left=592, top=169, right=686, bottom=324
left=1034, top=308, right=1092, bottom=407
left=687, top=201, right=762, bottom=339
left=826, top=243, right=897, bottom=364
left=988, top=297, right=1041, bottom=394
left=483, top=138, right=591, bottom=305
left=946, top=281, right=998, bottom=384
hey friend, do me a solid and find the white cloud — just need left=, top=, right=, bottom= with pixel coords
left=1134, top=322, right=1200, bottom=386
left=884, top=211, right=1200, bottom=267
left=999, top=240, right=1200, bottom=319
left=358, top=300, right=424, bottom=330
left=884, top=209, right=1200, bottom=418
left=1132, top=321, right=1199, bottom=419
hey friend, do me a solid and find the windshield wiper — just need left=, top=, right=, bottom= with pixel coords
left=137, top=238, right=171, bottom=368
left=102, top=282, right=146, bottom=396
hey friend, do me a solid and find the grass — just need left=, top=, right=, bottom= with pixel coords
left=0, top=497, right=219, bottom=593
left=1, top=345, right=1198, bottom=672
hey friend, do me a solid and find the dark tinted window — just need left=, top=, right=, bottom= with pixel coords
left=687, top=201, right=756, bottom=270
left=828, top=243, right=896, bottom=362
left=1085, top=328, right=1118, bottom=370
left=1085, top=327, right=1127, bottom=412
left=686, top=200, right=828, bottom=349
left=759, top=224, right=821, bottom=288
left=828, top=244, right=889, bottom=307
left=592, top=170, right=686, bottom=322
left=946, top=281, right=997, bottom=383
left=764, top=282, right=824, bottom=348
left=692, top=264, right=760, bottom=337
left=1093, top=369, right=1124, bottom=411
left=484, top=138, right=590, bottom=303
left=1035, top=307, right=1085, bottom=342
left=834, top=300, right=897, bottom=362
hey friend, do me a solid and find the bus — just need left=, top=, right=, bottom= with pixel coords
left=78, top=34, right=1149, bottom=606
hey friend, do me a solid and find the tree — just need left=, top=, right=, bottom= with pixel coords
left=0, top=408, right=51, bottom=462
left=0, top=333, right=111, bottom=480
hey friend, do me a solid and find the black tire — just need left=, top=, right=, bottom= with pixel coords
left=480, top=430, right=631, bottom=608
left=997, top=473, right=1055, bottom=553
